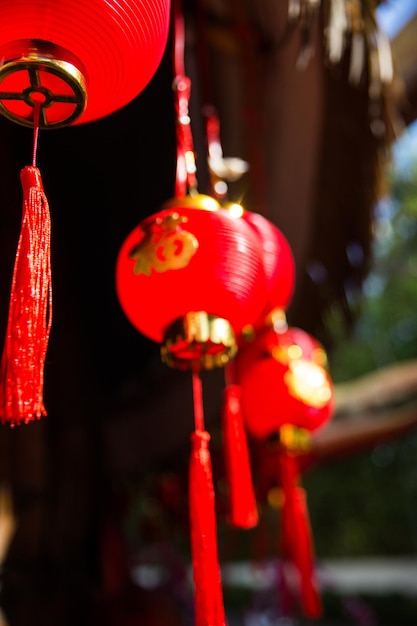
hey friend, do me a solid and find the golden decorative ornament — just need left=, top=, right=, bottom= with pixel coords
left=128, top=212, right=198, bottom=276
left=279, top=424, right=311, bottom=453
left=0, top=39, right=87, bottom=128
left=161, top=312, right=237, bottom=370
left=284, top=360, right=333, bottom=409
left=162, top=194, right=220, bottom=212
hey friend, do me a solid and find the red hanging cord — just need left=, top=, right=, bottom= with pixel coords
left=173, top=0, right=198, bottom=196
left=192, top=366, right=205, bottom=433
left=189, top=368, right=226, bottom=626
left=172, top=2, right=226, bottom=620
left=0, top=101, right=52, bottom=425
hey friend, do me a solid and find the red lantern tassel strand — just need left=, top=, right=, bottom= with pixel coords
left=0, top=165, right=52, bottom=425
left=279, top=450, right=322, bottom=619
left=189, top=369, right=226, bottom=626
left=0, top=102, right=52, bottom=426
left=221, top=381, right=258, bottom=528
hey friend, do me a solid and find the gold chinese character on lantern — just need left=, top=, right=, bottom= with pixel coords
left=129, top=212, right=198, bottom=276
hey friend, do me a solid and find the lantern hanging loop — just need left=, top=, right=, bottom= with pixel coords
left=172, top=0, right=198, bottom=196
left=205, top=107, right=249, bottom=201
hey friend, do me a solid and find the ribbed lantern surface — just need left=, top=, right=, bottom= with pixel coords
left=116, top=197, right=268, bottom=346
left=0, top=0, right=170, bottom=126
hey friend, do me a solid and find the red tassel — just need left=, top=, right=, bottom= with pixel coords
left=222, top=384, right=258, bottom=528
left=279, top=451, right=322, bottom=619
left=0, top=166, right=52, bottom=426
left=189, top=430, right=226, bottom=626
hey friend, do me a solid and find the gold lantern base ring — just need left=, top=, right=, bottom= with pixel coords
left=0, top=39, right=87, bottom=129
left=161, top=312, right=237, bottom=370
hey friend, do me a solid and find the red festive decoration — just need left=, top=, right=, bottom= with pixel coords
left=270, top=325, right=329, bottom=367
left=0, top=1, right=170, bottom=425
left=237, top=325, right=333, bottom=439
left=115, top=1, right=269, bottom=622
left=116, top=196, right=267, bottom=359
left=0, top=0, right=171, bottom=128
left=221, top=381, right=258, bottom=528
left=0, top=165, right=52, bottom=425
left=278, top=449, right=323, bottom=618
left=189, top=425, right=226, bottom=626
left=236, top=323, right=334, bottom=619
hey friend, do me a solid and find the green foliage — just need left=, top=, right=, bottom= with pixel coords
left=328, top=156, right=417, bottom=380
left=306, top=152, right=417, bottom=558
left=305, top=432, right=417, bottom=557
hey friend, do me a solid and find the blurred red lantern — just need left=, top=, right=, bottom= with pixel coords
left=0, top=0, right=170, bottom=128
left=236, top=323, right=333, bottom=619
left=269, top=325, right=328, bottom=367
left=237, top=325, right=334, bottom=439
left=116, top=194, right=268, bottom=369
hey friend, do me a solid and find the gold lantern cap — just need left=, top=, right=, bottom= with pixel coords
left=0, top=39, right=87, bottom=129
left=161, top=312, right=237, bottom=370
left=161, top=194, right=220, bottom=212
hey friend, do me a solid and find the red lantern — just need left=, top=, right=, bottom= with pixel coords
left=0, top=0, right=171, bottom=128
left=0, top=1, right=171, bottom=424
left=270, top=326, right=328, bottom=367
left=116, top=194, right=267, bottom=367
left=237, top=326, right=334, bottom=439
left=236, top=325, right=333, bottom=619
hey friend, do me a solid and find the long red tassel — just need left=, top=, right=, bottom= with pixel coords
left=0, top=165, right=52, bottom=425
left=279, top=450, right=322, bottom=619
left=222, top=383, right=258, bottom=528
left=189, top=370, right=226, bottom=626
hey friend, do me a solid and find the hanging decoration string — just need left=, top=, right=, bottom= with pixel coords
left=172, top=2, right=226, bottom=622
left=32, top=101, right=41, bottom=166
left=0, top=100, right=52, bottom=425
left=173, top=0, right=198, bottom=197
left=189, top=366, right=226, bottom=626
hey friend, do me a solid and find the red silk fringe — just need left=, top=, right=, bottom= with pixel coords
left=222, top=384, right=258, bottom=528
left=189, top=430, right=226, bottom=626
left=0, top=166, right=52, bottom=425
left=279, top=451, right=322, bottom=619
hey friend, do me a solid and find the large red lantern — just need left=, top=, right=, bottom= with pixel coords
left=0, top=0, right=170, bottom=128
left=0, top=0, right=171, bottom=425
left=116, top=194, right=267, bottom=367
left=116, top=192, right=267, bottom=626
